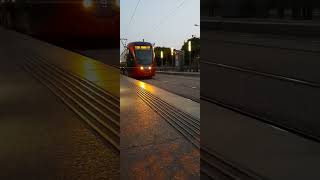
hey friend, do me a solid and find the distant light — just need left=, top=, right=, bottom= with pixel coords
left=171, top=48, right=174, bottom=56
left=148, top=66, right=151, bottom=70
left=140, top=66, right=144, bottom=70
left=188, top=41, right=191, bottom=52
left=160, top=51, right=163, bottom=59
left=83, top=0, right=93, bottom=8
left=135, top=45, right=150, bottom=50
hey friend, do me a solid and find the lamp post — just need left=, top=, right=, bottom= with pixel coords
left=188, top=40, right=191, bottom=72
left=171, top=47, right=174, bottom=70
left=160, top=50, right=163, bottom=70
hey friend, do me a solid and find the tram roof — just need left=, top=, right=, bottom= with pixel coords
left=128, top=41, right=153, bottom=47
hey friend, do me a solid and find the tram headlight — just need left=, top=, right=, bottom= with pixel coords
left=140, top=66, right=144, bottom=70
left=83, top=0, right=93, bottom=8
left=148, top=66, right=151, bottom=70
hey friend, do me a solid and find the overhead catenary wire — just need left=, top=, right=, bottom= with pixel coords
left=146, top=0, right=188, bottom=40
left=123, top=0, right=192, bottom=49
left=123, top=0, right=142, bottom=38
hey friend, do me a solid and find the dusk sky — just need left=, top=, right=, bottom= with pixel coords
left=120, top=0, right=200, bottom=53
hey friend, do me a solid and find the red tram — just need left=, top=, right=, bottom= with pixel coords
left=120, top=41, right=156, bottom=78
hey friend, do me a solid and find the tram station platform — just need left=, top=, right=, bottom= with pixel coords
left=0, top=27, right=119, bottom=179
left=120, top=75, right=200, bottom=179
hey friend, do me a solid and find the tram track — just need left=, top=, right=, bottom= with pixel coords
left=201, top=146, right=265, bottom=180
left=23, top=54, right=120, bottom=151
left=201, top=60, right=320, bottom=143
left=202, top=35, right=320, bottom=54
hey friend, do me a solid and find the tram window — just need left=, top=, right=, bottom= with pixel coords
left=126, top=51, right=134, bottom=66
left=135, top=49, right=152, bottom=65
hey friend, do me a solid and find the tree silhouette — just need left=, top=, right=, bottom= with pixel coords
left=154, top=47, right=172, bottom=66
left=181, top=37, right=200, bottom=66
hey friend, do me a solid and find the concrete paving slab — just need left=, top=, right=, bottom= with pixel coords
left=120, top=76, right=199, bottom=179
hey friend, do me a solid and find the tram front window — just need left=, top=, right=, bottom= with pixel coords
left=134, top=46, right=152, bottom=65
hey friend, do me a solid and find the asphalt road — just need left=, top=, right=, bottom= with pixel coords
left=142, top=74, right=200, bottom=103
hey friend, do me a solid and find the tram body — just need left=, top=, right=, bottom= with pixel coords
left=120, top=42, right=155, bottom=78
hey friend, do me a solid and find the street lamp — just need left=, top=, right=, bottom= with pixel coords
left=188, top=41, right=192, bottom=71
left=160, top=50, right=164, bottom=70
left=171, top=48, right=174, bottom=69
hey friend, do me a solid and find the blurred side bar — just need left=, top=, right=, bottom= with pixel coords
left=0, top=26, right=119, bottom=179
left=201, top=1, right=320, bottom=179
